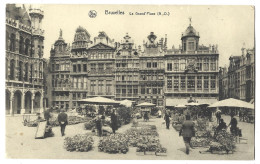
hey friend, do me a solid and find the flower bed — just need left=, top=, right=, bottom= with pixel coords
left=125, top=126, right=159, bottom=147
left=64, top=134, right=94, bottom=152
left=26, top=116, right=90, bottom=127
left=190, top=137, right=211, bottom=147
left=98, top=134, right=129, bottom=154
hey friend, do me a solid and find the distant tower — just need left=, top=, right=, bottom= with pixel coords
left=181, top=17, right=200, bottom=52
left=29, top=5, right=44, bottom=58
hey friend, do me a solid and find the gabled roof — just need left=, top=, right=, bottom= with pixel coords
left=88, top=42, right=115, bottom=50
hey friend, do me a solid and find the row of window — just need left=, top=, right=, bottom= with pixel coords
left=72, top=93, right=87, bottom=100
left=116, top=88, right=138, bottom=94
left=72, top=64, right=87, bottom=72
left=116, top=75, right=139, bottom=81
left=90, top=53, right=114, bottom=59
left=6, top=60, right=43, bottom=81
left=140, top=87, right=163, bottom=95
left=116, top=63, right=139, bottom=68
left=166, top=76, right=216, bottom=90
left=52, top=63, right=70, bottom=71
left=90, top=80, right=113, bottom=93
left=166, top=61, right=216, bottom=71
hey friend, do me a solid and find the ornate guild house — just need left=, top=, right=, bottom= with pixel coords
left=164, top=22, right=219, bottom=106
left=6, top=4, right=46, bottom=115
left=5, top=5, right=221, bottom=113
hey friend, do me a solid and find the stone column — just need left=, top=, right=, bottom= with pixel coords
left=20, top=92, right=25, bottom=114
left=31, top=92, right=35, bottom=114
left=40, top=91, right=43, bottom=113
left=9, top=92, right=14, bottom=116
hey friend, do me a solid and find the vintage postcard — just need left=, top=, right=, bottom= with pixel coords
left=5, top=3, right=255, bottom=160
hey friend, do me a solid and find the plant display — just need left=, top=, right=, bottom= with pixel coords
left=209, top=142, right=226, bottom=151
left=117, top=106, right=132, bottom=125
left=98, top=134, right=129, bottom=154
left=136, top=136, right=160, bottom=152
left=26, top=116, right=90, bottom=127
left=125, top=126, right=159, bottom=147
left=190, top=137, right=211, bottom=147
left=215, top=130, right=236, bottom=151
left=195, top=118, right=209, bottom=131
left=156, top=145, right=167, bottom=153
left=84, top=120, right=95, bottom=130
left=64, top=134, right=94, bottom=152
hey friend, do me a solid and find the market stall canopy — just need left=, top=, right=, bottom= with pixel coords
left=78, top=96, right=120, bottom=105
left=197, top=98, right=218, bottom=105
left=166, top=99, right=188, bottom=107
left=175, top=104, right=187, bottom=108
left=136, top=102, right=156, bottom=107
left=208, top=98, right=254, bottom=109
left=186, top=102, right=200, bottom=106
left=119, top=99, right=135, bottom=107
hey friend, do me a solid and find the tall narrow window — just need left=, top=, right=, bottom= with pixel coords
left=25, top=39, right=30, bottom=55
left=10, top=34, right=16, bottom=52
left=10, top=60, right=15, bottom=80
left=180, top=76, right=186, bottom=90
left=203, top=58, right=209, bottom=71
left=73, top=65, right=77, bottom=72
left=83, top=64, right=87, bottom=72
left=196, top=58, right=202, bottom=71
left=19, top=36, right=24, bottom=54
left=77, top=64, right=81, bottom=72
left=167, top=76, right=172, bottom=89
left=180, top=59, right=186, bottom=71
left=167, top=63, right=172, bottom=71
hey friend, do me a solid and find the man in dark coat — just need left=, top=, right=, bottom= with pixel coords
left=57, top=109, right=68, bottom=136
left=110, top=110, right=118, bottom=134
left=216, top=110, right=221, bottom=124
left=44, top=109, right=51, bottom=125
left=95, top=115, right=102, bottom=137
left=179, top=115, right=195, bottom=155
left=164, top=111, right=171, bottom=129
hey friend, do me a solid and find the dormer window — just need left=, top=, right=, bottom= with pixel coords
left=188, top=42, right=195, bottom=51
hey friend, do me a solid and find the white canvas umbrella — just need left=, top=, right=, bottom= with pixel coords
left=136, top=102, right=156, bottom=107
left=120, top=99, right=135, bottom=107
left=208, top=98, right=254, bottom=109
left=78, top=96, right=120, bottom=105
left=186, top=102, right=200, bottom=106
left=175, top=104, right=187, bottom=108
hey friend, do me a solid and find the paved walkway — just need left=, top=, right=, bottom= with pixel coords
left=5, top=115, right=254, bottom=159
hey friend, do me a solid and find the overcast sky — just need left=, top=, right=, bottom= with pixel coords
left=39, top=5, right=254, bottom=67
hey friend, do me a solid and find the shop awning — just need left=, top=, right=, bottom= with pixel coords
left=166, top=99, right=188, bottom=107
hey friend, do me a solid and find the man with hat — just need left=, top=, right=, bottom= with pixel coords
left=58, top=109, right=68, bottom=136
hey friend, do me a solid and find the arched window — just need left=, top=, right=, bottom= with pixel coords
left=10, top=59, right=15, bottom=80
left=25, top=39, right=30, bottom=56
left=30, top=64, right=33, bottom=83
left=24, top=63, right=28, bottom=82
left=6, top=32, right=9, bottom=50
left=10, top=33, right=16, bottom=52
left=19, top=36, right=24, bottom=54
left=18, top=61, right=23, bottom=81
left=6, top=59, right=8, bottom=79
left=39, top=62, right=42, bottom=79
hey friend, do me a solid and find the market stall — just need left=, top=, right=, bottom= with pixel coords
left=136, top=102, right=156, bottom=121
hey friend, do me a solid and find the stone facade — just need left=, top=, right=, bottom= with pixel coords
left=5, top=4, right=46, bottom=115
left=48, top=22, right=220, bottom=109
left=219, top=47, right=255, bottom=102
